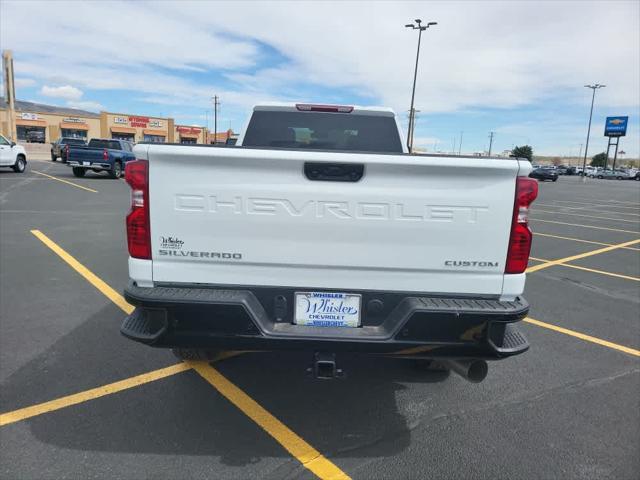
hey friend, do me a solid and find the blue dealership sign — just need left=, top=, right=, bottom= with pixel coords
left=604, top=116, right=628, bottom=137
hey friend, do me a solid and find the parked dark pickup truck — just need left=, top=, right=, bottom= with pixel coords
left=51, top=137, right=87, bottom=162
left=67, top=138, right=135, bottom=178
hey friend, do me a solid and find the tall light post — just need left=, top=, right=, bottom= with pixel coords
left=405, top=19, right=437, bottom=153
left=581, top=84, right=605, bottom=179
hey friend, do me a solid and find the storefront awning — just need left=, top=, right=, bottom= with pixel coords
left=111, top=127, right=137, bottom=134
left=60, top=122, right=89, bottom=130
left=16, top=119, right=47, bottom=127
left=143, top=129, right=166, bottom=136
left=179, top=132, right=200, bottom=139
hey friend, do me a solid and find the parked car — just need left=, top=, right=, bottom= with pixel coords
left=66, top=138, right=135, bottom=178
left=529, top=167, right=558, bottom=182
left=25, top=130, right=46, bottom=143
left=584, top=166, right=600, bottom=177
left=564, top=166, right=577, bottom=175
left=595, top=169, right=632, bottom=180
left=120, top=102, right=537, bottom=383
left=556, top=165, right=568, bottom=175
left=51, top=137, right=87, bottom=162
left=0, top=134, right=27, bottom=173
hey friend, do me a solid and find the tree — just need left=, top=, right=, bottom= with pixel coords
left=590, top=152, right=607, bottom=167
left=511, top=145, right=533, bottom=161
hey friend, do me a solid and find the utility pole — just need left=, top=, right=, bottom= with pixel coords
left=578, top=143, right=583, bottom=164
left=488, top=131, right=495, bottom=156
left=581, top=84, right=605, bottom=180
left=405, top=19, right=437, bottom=153
left=212, top=95, right=220, bottom=144
left=458, top=131, right=463, bottom=155
left=406, top=109, right=420, bottom=150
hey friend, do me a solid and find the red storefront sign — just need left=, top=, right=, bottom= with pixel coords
left=129, top=116, right=150, bottom=127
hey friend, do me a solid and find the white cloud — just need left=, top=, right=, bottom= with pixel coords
left=1, top=1, right=638, bottom=155
left=40, top=85, right=83, bottom=100
left=15, top=78, right=36, bottom=88
left=65, top=100, right=104, bottom=111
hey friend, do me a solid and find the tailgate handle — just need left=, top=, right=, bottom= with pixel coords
left=304, top=162, right=364, bottom=182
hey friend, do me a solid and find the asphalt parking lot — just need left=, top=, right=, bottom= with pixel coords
left=1, top=157, right=638, bottom=480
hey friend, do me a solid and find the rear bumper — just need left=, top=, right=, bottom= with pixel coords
left=122, top=283, right=530, bottom=359
left=67, top=161, right=112, bottom=170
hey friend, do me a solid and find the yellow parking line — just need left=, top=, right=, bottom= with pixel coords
left=33, top=171, right=98, bottom=193
left=529, top=256, right=640, bottom=281
left=526, top=238, right=640, bottom=273
left=26, top=233, right=346, bottom=478
left=533, top=208, right=640, bottom=224
left=535, top=203, right=640, bottom=217
left=191, top=362, right=350, bottom=480
left=523, top=318, right=640, bottom=357
left=535, top=232, right=640, bottom=252
left=0, top=363, right=191, bottom=427
left=31, top=230, right=134, bottom=314
left=531, top=218, right=640, bottom=234
left=553, top=199, right=640, bottom=209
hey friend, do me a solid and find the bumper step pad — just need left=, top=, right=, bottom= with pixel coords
left=120, top=308, right=168, bottom=343
left=489, top=323, right=529, bottom=355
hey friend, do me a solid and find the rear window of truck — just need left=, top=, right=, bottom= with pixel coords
left=88, top=139, right=122, bottom=150
left=242, top=111, right=403, bottom=153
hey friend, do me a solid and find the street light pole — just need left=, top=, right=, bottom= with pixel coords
left=405, top=19, right=437, bottom=153
left=581, top=84, right=605, bottom=180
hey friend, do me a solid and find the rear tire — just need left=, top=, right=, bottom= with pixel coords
left=552, top=178, right=557, bottom=182
left=51, top=152, right=56, bottom=162
left=72, top=167, right=86, bottom=178
left=171, top=348, right=220, bottom=361
left=12, top=155, right=26, bottom=173
left=597, top=175, right=603, bottom=179
left=109, top=161, right=122, bottom=179
left=617, top=176, right=623, bottom=180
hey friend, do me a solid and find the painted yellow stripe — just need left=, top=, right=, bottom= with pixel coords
left=529, top=256, right=640, bottom=281
left=523, top=318, right=640, bottom=357
left=552, top=198, right=640, bottom=209
left=0, top=363, right=191, bottom=427
left=33, top=171, right=98, bottom=193
left=535, top=203, right=640, bottom=217
left=190, top=361, right=350, bottom=480
left=535, top=232, right=640, bottom=251
left=533, top=208, right=640, bottom=224
left=531, top=218, right=640, bottom=234
left=31, top=230, right=134, bottom=314
left=27, top=230, right=346, bottom=478
left=526, top=238, right=640, bottom=273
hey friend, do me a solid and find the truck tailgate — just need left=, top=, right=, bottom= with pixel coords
left=142, top=145, right=522, bottom=296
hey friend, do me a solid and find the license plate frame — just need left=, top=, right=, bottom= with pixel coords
left=294, top=291, right=362, bottom=328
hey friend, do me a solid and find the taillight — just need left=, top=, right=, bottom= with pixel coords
left=125, top=160, right=151, bottom=259
left=295, top=103, right=354, bottom=113
left=103, top=149, right=108, bottom=161
left=505, top=177, right=538, bottom=274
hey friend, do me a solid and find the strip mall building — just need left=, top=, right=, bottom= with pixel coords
left=0, top=99, right=227, bottom=145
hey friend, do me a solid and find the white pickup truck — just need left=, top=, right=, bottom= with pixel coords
left=121, top=103, right=537, bottom=382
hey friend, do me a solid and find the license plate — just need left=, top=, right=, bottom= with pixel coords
left=83, top=161, right=90, bottom=166
left=294, top=292, right=361, bottom=328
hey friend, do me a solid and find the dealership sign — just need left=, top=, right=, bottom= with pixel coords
left=177, top=126, right=201, bottom=134
left=20, top=112, right=39, bottom=120
left=114, top=117, right=127, bottom=124
left=604, top=116, right=628, bottom=137
left=63, top=117, right=85, bottom=123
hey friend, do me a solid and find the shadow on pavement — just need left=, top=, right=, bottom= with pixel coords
left=2, top=304, right=449, bottom=467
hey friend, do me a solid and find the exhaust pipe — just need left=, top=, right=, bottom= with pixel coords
left=441, top=359, right=488, bottom=383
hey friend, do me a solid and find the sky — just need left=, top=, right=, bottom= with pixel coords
left=1, top=0, right=639, bottom=157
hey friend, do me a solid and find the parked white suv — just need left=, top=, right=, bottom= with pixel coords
left=0, top=134, right=27, bottom=173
